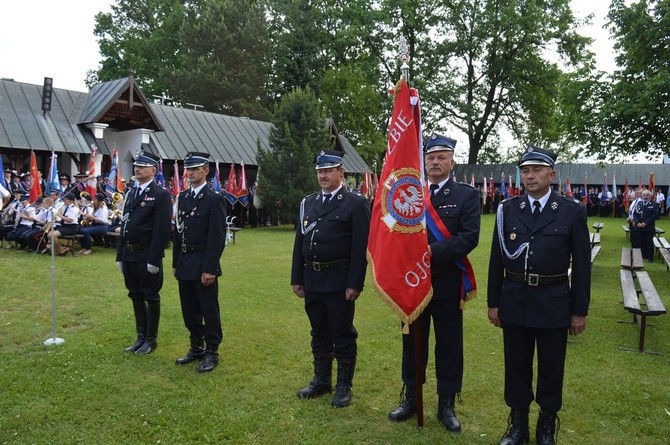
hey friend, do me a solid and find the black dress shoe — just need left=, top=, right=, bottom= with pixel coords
left=196, top=353, right=219, bottom=373
left=175, top=348, right=205, bottom=365
left=123, top=338, right=145, bottom=353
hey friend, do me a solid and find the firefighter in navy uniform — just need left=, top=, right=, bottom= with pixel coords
left=116, top=152, right=172, bottom=355
left=173, top=152, right=227, bottom=373
left=633, top=189, right=659, bottom=261
left=388, top=133, right=481, bottom=433
left=291, top=150, right=371, bottom=408
left=488, top=146, right=590, bottom=445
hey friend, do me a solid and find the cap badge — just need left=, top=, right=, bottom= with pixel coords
left=527, top=147, right=534, bottom=153
left=510, top=233, right=517, bottom=240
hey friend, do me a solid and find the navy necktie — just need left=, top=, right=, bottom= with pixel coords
left=323, top=193, right=332, bottom=206
left=532, top=200, right=541, bottom=222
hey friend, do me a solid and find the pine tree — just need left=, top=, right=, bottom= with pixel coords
left=256, top=87, right=332, bottom=225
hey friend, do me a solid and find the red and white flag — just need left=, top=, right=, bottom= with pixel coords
left=361, top=169, right=371, bottom=199
left=367, top=79, right=431, bottom=330
left=172, top=160, right=180, bottom=196
left=85, top=145, right=97, bottom=197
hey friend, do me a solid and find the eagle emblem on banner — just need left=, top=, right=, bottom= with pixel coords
left=380, top=167, right=425, bottom=233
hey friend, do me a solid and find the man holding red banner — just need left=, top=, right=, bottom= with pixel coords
left=291, top=150, right=371, bottom=408
left=388, top=133, right=480, bottom=433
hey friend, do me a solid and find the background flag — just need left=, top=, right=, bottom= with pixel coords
left=565, top=177, right=573, bottom=197
left=361, top=169, right=371, bottom=199
left=623, top=177, right=630, bottom=212
left=106, top=148, right=119, bottom=194
left=212, top=161, right=222, bottom=193
left=46, top=153, right=60, bottom=195
left=29, top=151, right=42, bottom=203
left=238, top=163, right=249, bottom=207
left=367, top=78, right=432, bottom=329
left=181, top=166, right=189, bottom=192
left=648, top=172, right=655, bottom=197
left=224, top=163, right=239, bottom=205
left=156, top=159, right=165, bottom=187
left=582, top=176, right=588, bottom=204
left=0, top=155, right=7, bottom=189
left=482, top=177, right=488, bottom=205
left=172, top=160, right=180, bottom=197
left=85, top=145, right=98, bottom=197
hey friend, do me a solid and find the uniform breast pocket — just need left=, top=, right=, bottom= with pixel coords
left=437, top=206, right=461, bottom=218
left=542, top=225, right=569, bottom=249
left=327, top=213, right=350, bottom=225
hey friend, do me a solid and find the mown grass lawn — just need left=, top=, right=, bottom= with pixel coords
left=1, top=214, right=669, bottom=444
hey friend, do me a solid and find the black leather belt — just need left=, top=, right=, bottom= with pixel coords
left=181, top=244, right=204, bottom=253
left=305, top=259, right=349, bottom=272
left=505, top=270, right=568, bottom=286
left=125, top=242, right=149, bottom=251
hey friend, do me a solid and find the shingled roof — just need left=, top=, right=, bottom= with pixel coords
left=0, top=78, right=370, bottom=173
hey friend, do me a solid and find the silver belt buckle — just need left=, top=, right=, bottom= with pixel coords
left=313, top=262, right=321, bottom=272
left=527, top=273, right=539, bottom=286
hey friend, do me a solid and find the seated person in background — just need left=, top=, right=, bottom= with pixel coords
left=46, top=193, right=80, bottom=256
left=1, top=189, right=26, bottom=248
left=22, top=197, right=49, bottom=252
left=78, top=192, right=93, bottom=221
left=6, top=194, right=36, bottom=249
left=78, top=193, right=110, bottom=255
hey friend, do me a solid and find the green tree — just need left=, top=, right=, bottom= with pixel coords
left=379, top=0, right=594, bottom=163
left=318, top=65, right=387, bottom=167
left=600, top=0, right=670, bottom=159
left=170, top=0, right=270, bottom=119
left=89, top=0, right=187, bottom=97
left=256, top=87, right=332, bottom=225
left=90, top=0, right=270, bottom=118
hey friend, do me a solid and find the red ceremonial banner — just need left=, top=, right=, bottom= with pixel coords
left=85, top=146, right=98, bottom=198
left=367, top=79, right=432, bottom=329
left=29, top=151, right=41, bottom=203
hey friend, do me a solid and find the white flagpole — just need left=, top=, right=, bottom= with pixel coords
left=42, top=91, right=64, bottom=346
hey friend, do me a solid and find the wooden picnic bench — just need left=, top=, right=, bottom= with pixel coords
left=655, top=227, right=665, bottom=238
left=622, top=224, right=630, bottom=239
left=589, top=232, right=601, bottom=248
left=658, top=248, right=670, bottom=271
left=590, top=245, right=601, bottom=263
left=619, top=269, right=666, bottom=354
left=592, top=222, right=604, bottom=233
left=652, top=237, right=670, bottom=259
left=620, top=247, right=644, bottom=270
left=60, top=235, right=83, bottom=256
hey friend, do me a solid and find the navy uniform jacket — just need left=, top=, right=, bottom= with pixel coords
left=632, top=200, right=659, bottom=232
left=116, top=180, right=172, bottom=265
left=172, top=186, right=227, bottom=280
left=429, top=178, right=481, bottom=299
left=291, top=188, right=371, bottom=293
left=487, top=192, right=591, bottom=329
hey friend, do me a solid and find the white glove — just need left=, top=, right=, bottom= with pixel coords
left=147, top=264, right=160, bottom=274
left=116, top=261, right=123, bottom=273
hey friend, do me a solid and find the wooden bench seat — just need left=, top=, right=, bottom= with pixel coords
left=589, top=232, right=601, bottom=248
left=652, top=237, right=670, bottom=258
left=655, top=227, right=665, bottom=238
left=592, top=222, right=604, bottom=233
left=619, top=269, right=666, bottom=353
left=659, top=248, right=670, bottom=271
left=60, top=235, right=83, bottom=256
left=590, top=245, right=601, bottom=263
left=622, top=224, right=630, bottom=239
left=620, top=247, right=644, bottom=270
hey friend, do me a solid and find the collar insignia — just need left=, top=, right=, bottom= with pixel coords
left=550, top=201, right=558, bottom=210
left=520, top=201, right=526, bottom=210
